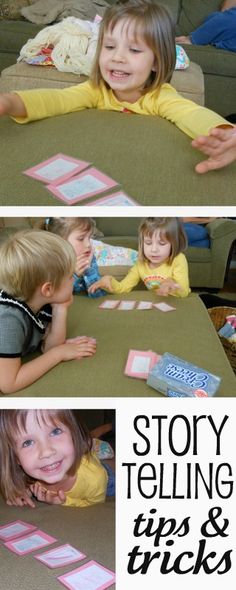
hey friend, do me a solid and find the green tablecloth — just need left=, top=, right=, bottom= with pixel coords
left=0, top=497, right=115, bottom=590
left=0, top=110, right=235, bottom=206
left=4, top=293, right=235, bottom=398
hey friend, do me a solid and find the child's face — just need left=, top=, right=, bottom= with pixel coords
left=99, top=18, right=156, bottom=102
left=143, top=229, right=171, bottom=267
left=67, top=228, right=93, bottom=260
left=14, top=411, right=76, bottom=486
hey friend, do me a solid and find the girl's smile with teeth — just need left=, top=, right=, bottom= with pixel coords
left=15, top=410, right=76, bottom=486
left=99, top=17, right=156, bottom=103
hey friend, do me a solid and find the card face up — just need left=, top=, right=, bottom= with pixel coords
left=23, top=154, right=91, bottom=185
left=153, top=302, right=176, bottom=312
left=117, top=301, right=136, bottom=310
left=47, top=167, right=119, bottom=204
left=136, top=301, right=153, bottom=310
left=0, top=520, right=36, bottom=541
left=99, top=300, right=119, bottom=309
left=125, top=349, right=161, bottom=379
left=4, top=530, right=57, bottom=555
left=35, top=544, right=85, bottom=569
left=87, top=191, right=138, bottom=206
left=58, top=560, right=115, bottom=590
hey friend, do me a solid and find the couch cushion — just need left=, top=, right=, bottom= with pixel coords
left=182, top=43, right=236, bottom=78
left=177, top=0, right=222, bottom=34
left=0, top=19, right=43, bottom=54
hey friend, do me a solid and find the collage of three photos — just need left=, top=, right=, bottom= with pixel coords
left=0, top=0, right=236, bottom=588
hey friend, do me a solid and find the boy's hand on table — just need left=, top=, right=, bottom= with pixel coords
left=192, top=126, right=236, bottom=173
left=30, top=482, right=65, bottom=505
left=59, top=337, right=97, bottom=361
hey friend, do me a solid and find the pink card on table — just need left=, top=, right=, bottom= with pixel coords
left=136, top=301, right=153, bottom=310
left=58, top=560, right=115, bottom=590
left=0, top=520, right=36, bottom=541
left=99, top=300, right=119, bottom=309
left=47, top=167, right=119, bottom=204
left=35, top=544, right=86, bottom=569
left=4, top=530, right=57, bottom=555
left=153, top=302, right=176, bottom=312
left=125, top=349, right=161, bottom=379
left=87, top=191, right=138, bottom=206
left=23, top=153, right=91, bottom=185
left=117, top=300, right=136, bottom=310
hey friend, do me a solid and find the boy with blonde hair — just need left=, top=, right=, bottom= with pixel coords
left=0, top=230, right=96, bottom=394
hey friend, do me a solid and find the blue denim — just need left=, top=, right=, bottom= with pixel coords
left=73, top=254, right=106, bottom=298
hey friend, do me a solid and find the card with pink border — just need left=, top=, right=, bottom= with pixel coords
left=117, top=300, right=136, bottom=310
left=23, top=154, right=91, bottom=185
left=0, top=520, right=36, bottom=541
left=58, top=560, right=115, bottom=590
left=4, top=530, right=57, bottom=555
left=99, top=300, right=119, bottom=309
left=35, top=544, right=86, bottom=569
left=125, top=349, right=161, bottom=379
left=87, top=191, right=138, bottom=206
left=153, top=302, right=176, bottom=312
left=47, top=167, right=119, bottom=204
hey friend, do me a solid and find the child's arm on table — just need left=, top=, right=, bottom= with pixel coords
left=42, top=297, right=73, bottom=352
left=192, top=125, right=236, bottom=173
left=157, top=255, right=190, bottom=298
left=0, top=93, right=26, bottom=117
left=0, top=339, right=96, bottom=394
left=88, top=275, right=114, bottom=294
left=89, top=264, right=141, bottom=295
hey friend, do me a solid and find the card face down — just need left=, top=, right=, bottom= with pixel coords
left=58, top=560, right=115, bottom=590
left=125, top=349, right=161, bottom=379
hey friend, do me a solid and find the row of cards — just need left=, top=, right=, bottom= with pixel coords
left=99, top=299, right=176, bottom=311
left=23, top=153, right=138, bottom=206
left=0, top=520, right=115, bottom=590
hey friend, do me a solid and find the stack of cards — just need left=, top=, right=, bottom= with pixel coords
left=0, top=520, right=115, bottom=590
left=23, top=153, right=138, bottom=206
left=125, top=350, right=162, bottom=379
left=99, top=299, right=176, bottom=311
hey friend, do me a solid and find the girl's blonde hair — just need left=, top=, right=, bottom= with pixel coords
left=0, top=410, right=92, bottom=503
left=0, top=229, right=76, bottom=301
left=91, top=0, right=176, bottom=93
left=37, top=217, right=97, bottom=240
left=138, top=217, right=187, bottom=263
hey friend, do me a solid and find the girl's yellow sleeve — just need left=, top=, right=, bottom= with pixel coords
left=11, top=81, right=99, bottom=123
left=171, top=253, right=190, bottom=297
left=111, top=263, right=142, bottom=294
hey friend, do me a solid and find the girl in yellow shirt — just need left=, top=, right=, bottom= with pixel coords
left=89, top=217, right=190, bottom=298
left=0, top=409, right=110, bottom=508
left=0, top=1, right=235, bottom=173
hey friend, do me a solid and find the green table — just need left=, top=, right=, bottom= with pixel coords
left=0, top=497, right=115, bottom=590
left=4, top=293, right=235, bottom=398
left=0, top=110, right=235, bottom=206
